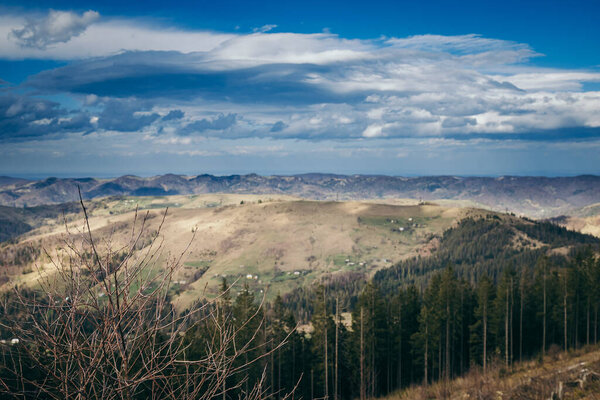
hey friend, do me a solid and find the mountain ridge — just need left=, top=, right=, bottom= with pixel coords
left=1, top=173, right=600, bottom=218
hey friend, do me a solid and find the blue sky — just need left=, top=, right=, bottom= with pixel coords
left=1, top=1, right=599, bottom=177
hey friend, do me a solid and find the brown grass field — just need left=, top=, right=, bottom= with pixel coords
left=3, top=194, right=494, bottom=310
left=385, top=346, right=600, bottom=400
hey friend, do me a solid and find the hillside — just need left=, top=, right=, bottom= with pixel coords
left=2, top=174, right=600, bottom=217
left=384, top=347, right=600, bottom=400
left=2, top=194, right=598, bottom=310
left=0, top=202, right=86, bottom=242
left=550, top=202, right=600, bottom=238
left=1, top=195, right=482, bottom=307
left=373, top=215, right=599, bottom=294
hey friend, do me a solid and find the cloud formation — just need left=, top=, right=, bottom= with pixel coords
left=0, top=13, right=233, bottom=60
left=0, top=92, right=91, bottom=141
left=1, top=11, right=599, bottom=150
left=181, top=114, right=238, bottom=135
left=10, top=10, right=99, bottom=49
left=162, top=109, right=185, bottom=121
left=95, top=99, right=160, bottom=132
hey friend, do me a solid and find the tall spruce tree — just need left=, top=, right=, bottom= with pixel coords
left=470, top=274, right=494, bottom=372
left=233, top=283, right=263, bottom=397
left=311, top=285, right=334, bottom=399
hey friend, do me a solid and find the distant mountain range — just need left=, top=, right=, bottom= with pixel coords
left=1, top=173, right=600, bottom=218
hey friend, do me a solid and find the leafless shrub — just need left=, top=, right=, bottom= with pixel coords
left=0, top=190, right=291, bottom=400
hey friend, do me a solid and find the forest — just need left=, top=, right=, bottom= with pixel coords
left=1, top=214, right=600, bottom=399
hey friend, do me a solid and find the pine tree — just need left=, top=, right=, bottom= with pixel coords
left=471, top=275, right=493, bottom=372
left=535, top=256, right=549, bottom=358
left=311, top=285, right=334, bottom=399
left=335, top=297, right=339, bottom=400
left=233, top=283, right=263, bottom=396
left=218, top=278, right=232, bottom=399
left=359, top=306, right=366, bottom=400
left=494, top=266, right=515, bottom=368
left=439, top=266, right=459, bottom=381
left=414, top=273, right=442, bottom=386
left=562, top=266, right=569, bottom=352
left=352, top=282, right=386, bottom=397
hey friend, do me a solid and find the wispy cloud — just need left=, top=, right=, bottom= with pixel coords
left=253, top=24, right=277, bottom=33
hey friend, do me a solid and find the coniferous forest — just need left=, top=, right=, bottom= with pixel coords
left=1, top=213, right=600, bottom=399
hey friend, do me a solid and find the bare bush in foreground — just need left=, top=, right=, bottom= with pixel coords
left=0, top=192, right=287, bottom=399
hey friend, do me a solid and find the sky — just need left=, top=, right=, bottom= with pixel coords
left=0, top=1, right=599, bottom=178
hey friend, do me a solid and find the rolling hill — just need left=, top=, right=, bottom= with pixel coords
left=1, top=195, right=474, bottom=307
left=1, top=194, right=597, bottom=312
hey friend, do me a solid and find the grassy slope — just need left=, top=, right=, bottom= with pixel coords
left=552, top=203, right=600, bottom=238
left=2, top=194, right=490, bottom=310
left=384, top=346, right=600, bottom=400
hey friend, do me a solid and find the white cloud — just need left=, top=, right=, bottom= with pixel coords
left=492, top=71, right=600, bottom=91
left=363, top=124, right=384, bottom=138
left=10, top=10, right=99, bottom=49
left=253, top=24, right=277, bottom=33
left=207, top=32, right=373, bottom=67
left=0, top=14, right=233, bottom=59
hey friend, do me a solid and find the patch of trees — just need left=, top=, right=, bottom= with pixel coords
left=515, top=221, right=599, bottom=247
left=0, top=242, right=41, bottom=266
left=0, top=218, right=32, bottom=243
left=281, top=271, right=366, bottom=322
left=0, top=202, right=83, bottom=243
left=180, top=244, right=600, bottom=400
left=373, top=217, right=598, bottom=293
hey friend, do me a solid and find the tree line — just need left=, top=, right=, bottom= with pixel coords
left=195, top=245, right=599, bottom=399
left=183, top=216, right=600, bottom=399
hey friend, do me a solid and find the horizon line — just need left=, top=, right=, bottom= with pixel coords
left=3, top=172, right=600, bottom=181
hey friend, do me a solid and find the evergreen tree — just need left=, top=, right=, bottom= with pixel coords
left=311, top=285, right=335, bottom=399
left=493, top=266, right=516, bottom=368
left=232, top=283, right=263, bottom=397
left=351, top=282, right=387, bottom=397
left=470, top=274, right=494, bottom=372
left=534, top=256, right=549, bottom=358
